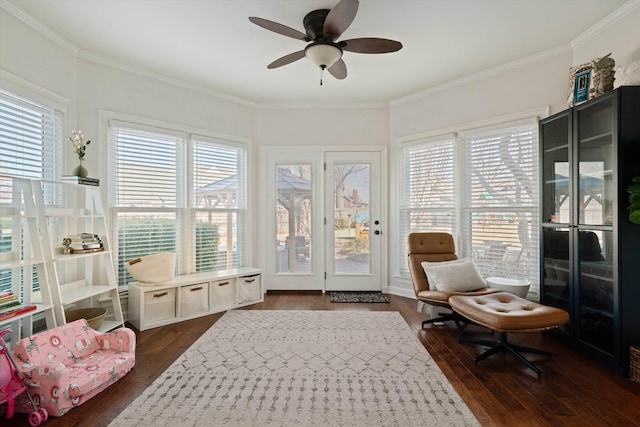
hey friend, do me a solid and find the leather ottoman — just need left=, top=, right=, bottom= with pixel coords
left=449, top=292, right=569, bottom=378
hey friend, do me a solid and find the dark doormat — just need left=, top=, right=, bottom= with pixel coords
left=330, top=291, right=390, bottom=303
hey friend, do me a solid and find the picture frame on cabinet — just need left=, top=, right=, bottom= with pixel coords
left=567, top=64, right=592, bottom=106
left=573, top=70, right=591, bottom=104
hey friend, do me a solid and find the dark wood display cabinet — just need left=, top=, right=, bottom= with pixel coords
left=540, top=86, right=640, bottom=376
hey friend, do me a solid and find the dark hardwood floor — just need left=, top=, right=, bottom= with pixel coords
left=5, top=292, right=640, bottom=426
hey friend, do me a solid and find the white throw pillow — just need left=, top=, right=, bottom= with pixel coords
left=421, top=258, right=486, bottom=292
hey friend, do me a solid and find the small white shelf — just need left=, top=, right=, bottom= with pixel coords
left=59, top=285, right=115, bottom=305
left=52, top=250, right=112, bottom=262
left=33, top=180, right=125, bottom=331
left=0, top=304, right=55, bottom=326
left=0, top=175, right=58, bottom=342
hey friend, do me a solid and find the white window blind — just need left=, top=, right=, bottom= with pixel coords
left=0, top=89, right=63, bottom=294
left=398, top=138, right=455, bottom=275
left=192, top=137, right=246, bottom=271
left=461, top=122, right=540, bottom=292
left=110, top=126, right=184, bottom=208
left=0, top=90, right=62, bottom=180
left=110, top=125, right=184, bottom=285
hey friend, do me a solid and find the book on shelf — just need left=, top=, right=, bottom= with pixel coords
left=67, top=233, right=100, bottom=240
left=0, top=293, right=17, bottom=304
left=69, top=242, right=103, bottom=251
left=60, top=176, right=100, bottom=186
left=68, top=237, right=101, bottom=244
left=0, top=299, right=21, bottom=313
left=0, top=304, right=37, bottom=322
left=71, top=247, right=105, bottom=254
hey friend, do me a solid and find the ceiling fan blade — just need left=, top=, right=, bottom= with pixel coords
left=249, top=17, right=310, bottom=41
left=267, top=50, right=306, bottom=69
left=323, top=0, right=359, bottom=40
left=328, top=58, right=347, bottom=80
left=341, top=38, right=403, bottom=53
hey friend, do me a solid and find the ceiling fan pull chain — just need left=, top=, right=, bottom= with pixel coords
left=320, top=67, right=324, bottom=86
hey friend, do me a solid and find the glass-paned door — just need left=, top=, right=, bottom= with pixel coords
left=325, top=151, right=383, bottom=291
left=574, top=95, right=615, bottom=355
left=275, top=164, right=312, bottom=274
left=541, top=111, right=571, bottom=224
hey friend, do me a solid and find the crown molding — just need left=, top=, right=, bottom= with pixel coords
left=77, top=50, right=257, bottom=108
left=390, top=45, right=570, bottom=107
left=1, top=0, right=79, bottom=55
left=255, top=102, right=389, bottom=110
left=571, top=0, right=640, bottom=49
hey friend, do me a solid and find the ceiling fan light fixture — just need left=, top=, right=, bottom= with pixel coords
left=305, top=43, right=342, bottom=69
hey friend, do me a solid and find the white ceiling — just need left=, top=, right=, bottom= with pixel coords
left=7, top=0, right=630, bottom=107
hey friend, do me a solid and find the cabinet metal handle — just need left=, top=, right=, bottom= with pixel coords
left=153, top=292, right=168, bottom=298
left=190, top=287, right=203, bottom=292
left=219, top=282, right=230, bottom=286
left=244, top=279, right=255, bottom=283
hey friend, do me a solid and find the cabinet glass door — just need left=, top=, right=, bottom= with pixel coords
left=577, top=229, right=614, bottom=354
left=542, top=227, right=571, bottom=334
left=576, top=97, right=614, bottom=226
left=541, top=112, right=570, bottom=224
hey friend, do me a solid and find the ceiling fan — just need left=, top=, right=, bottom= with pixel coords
left=249, top=0, right=402, bottom=84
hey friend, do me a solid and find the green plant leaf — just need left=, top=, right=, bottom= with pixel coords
left=630, top=209, right=640, bottom=224
left=627, top=183, right=640, bottom=193
left=631, top=193, right=640, bottom=204
left=632, top=176, right=640, bottom=184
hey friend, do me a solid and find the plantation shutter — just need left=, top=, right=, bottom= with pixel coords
left=460, top=120, right=540, bottom=293
left=398, top=137, right=456, bottom=276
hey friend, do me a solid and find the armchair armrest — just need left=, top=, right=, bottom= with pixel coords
left=20, top=361, right=69, bottom=388
left=95, top=327, right=136, bottom=353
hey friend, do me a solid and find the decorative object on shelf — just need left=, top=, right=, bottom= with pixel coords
left=590, top=53, right=615, bottom=98
left=67, top=130, right=91, bottom=178
left=567, top=53, right=615, bottom=106
left=614, top=60, right=640, bottom=88
left=627, top=176, right=640, bottom=224
left=60, top=175, right=100, bottom=186
left=64, top=307, right=107, bottom=329
left=61, top=237, right=72, bottom=254
left=63, top=233, right=104, bottom=254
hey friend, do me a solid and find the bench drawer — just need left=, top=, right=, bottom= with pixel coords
left=144, top=288, right=176, bottom=323
left=180, top=283, right=209, bottom=317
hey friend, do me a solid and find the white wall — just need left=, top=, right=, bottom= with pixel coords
left=0, top=7, right=76, bottom=123
left=256, top=107, right=389, bottom=147
left=572, top=4, right=640, bottom=71
left=76, top=59, right=256, bottom=180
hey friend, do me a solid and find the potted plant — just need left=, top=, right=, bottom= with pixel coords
left=628, top=176, right=640, bottom=224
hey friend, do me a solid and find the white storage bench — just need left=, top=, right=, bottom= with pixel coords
left=128, top=267, right=262, bottom=331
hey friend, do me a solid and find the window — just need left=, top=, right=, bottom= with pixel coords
left=0, top=89, right=63, bottom=294
left=460, top=123, right=540, bottom=287
left=192, top=136, right=246, bottom=271
left=398, top=136, right=455, bottom=276
left=399, top=119, right=540, bottom=294
left=109, top=121, right=247, bottom=286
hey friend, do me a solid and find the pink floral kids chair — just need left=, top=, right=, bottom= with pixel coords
left=12, top=319, right=135, bottom=417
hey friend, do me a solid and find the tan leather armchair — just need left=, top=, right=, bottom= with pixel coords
left=407, top=232, right=498, bottom=335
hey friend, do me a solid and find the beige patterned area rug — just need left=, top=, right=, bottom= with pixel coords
left=109, top=310, right=480, bottom=427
